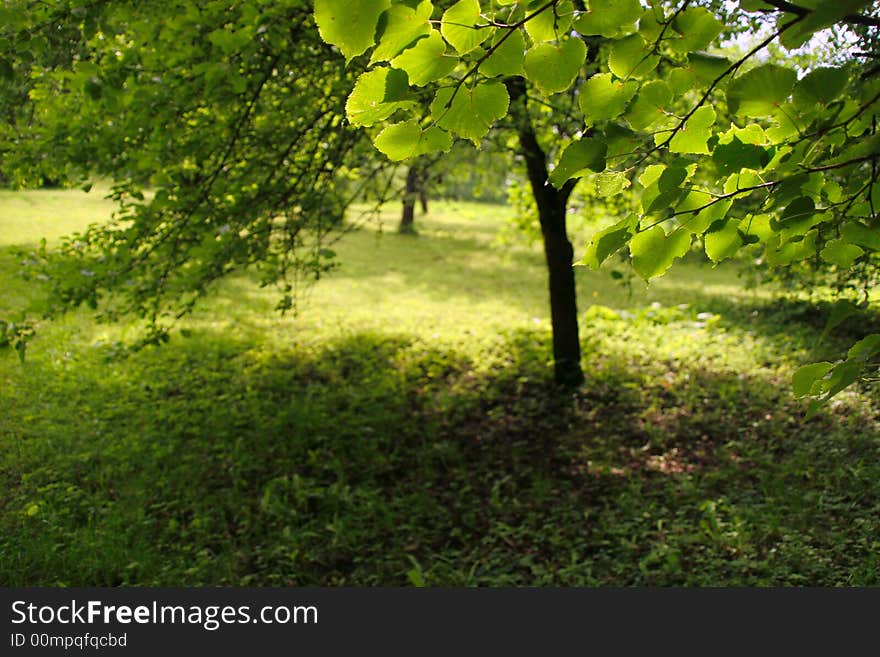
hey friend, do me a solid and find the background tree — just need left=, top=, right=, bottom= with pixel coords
left=399, top=156, right=433, bottom=233
left=1, top=0, right=379, bottom=341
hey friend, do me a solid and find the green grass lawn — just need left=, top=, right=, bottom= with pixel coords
left=1, top=188, right=879, bottom=585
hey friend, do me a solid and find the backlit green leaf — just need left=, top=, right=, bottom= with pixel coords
left=727, top=63, right=797, bottom=117
left=346, top=67, right=414, bottom=126
left=549, top=137, right=607, bottom=188
left=704, top=219, right=742, bottom=263
left=315, top=0, right=391, bottom=61
left=780, top=0, right=871, bottom=50
left=441, top=0, right=488, bottom=54
left=792, top=362, right=834, bottom=397
left=431, top=81, right=509, bottom=144
left=392, top=31, right=457, bottom=86
left=793, top=66, right=849, bottom=107
left=573, top=0, right=641, bottom=37
left=594, top=171, right=632, bottom=198
left=668, top=105, right=715, bottom=154
left=371, top=1, right=433, bottom=64
left=626, top=80, right=672, bottom=130
left=525, top=0, right=574, bottom=42
left=688, top=53, right=730, bottom=83
left=482, top=28, right=526, bottom=77
left=579, top=73, right=638, bottom=125
left=630, top=225, right=691, bottom=279
left=374, top=120, right=452, bottom=160
left=713, top=136, right=772, bottom=175
left=821, top=239, right=864, bottom=267
left=524, top=38, right=586, bottom=95
left=579, top=214, right=638, bottom=269
left=608, top=34, right=658, bottom=79
left=669, top=7, right=723, bottom=53
left=765, top=230, right=818, bottom=266
left=840, top=221, right=880, bottom=251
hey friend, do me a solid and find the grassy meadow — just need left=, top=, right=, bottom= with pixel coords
left=1, top=187, right=879, bottom=585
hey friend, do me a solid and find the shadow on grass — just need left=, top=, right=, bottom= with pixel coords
left=2, top=326, right=879, bottom=586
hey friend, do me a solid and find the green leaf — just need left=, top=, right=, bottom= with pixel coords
left=523, top=38, right=586, bottom=95
left=704, top=219, right=742, bottom=263
left=441, top=0, right=488, bottom=54
left=346, top=67, right=413, bottom=126
left=724, top=169, right=763, bottom=195
left=579, top=214, right=638, bottom=269
left=638, top=165, right=665, bottom=189
left=667, top=67, right=696, bottom=97
left=712, top=136, right=771, bottom=176
left=727, top=63, right=797, bottom=117
left=793, top=66, right=849, bottom=108
left=848, top=333, right=880, bottom=361
left=625, top=80, right=672, bottom=131
left=688, top=53, right=730, bottom=83
left=668, top=105, right=715, bottom=154
left=669, top=7, right=723, bottom=53
left=430, top=82, right=509, bottom=144
left=765, top=230, right=818, bottom=266
left=780, top=0, right=872, bottom=50
left=608, top=34, right=658, bottom=79
left=643, top=184, right=686, bottom=214
left=549, top=137, right=607, bottom=188
left=684, top=198, right=732, bottom=235
left=371, top=1, right=433, bottom=64
left=392, top=31, right=457, bottom=86
left=821, top=239, right=864, bottom=267
left=482, top=29, right=526, bottom=77
left=525, top=0, right=574, bottom=43
left=792, top=362, right=834, bottom=397
left=839, top=222, right=880, bottom=251
left=738, top=213, right=774, bottom=242
left=823, top=358, right=862, bottom=398
left=630, top=225, right=691, bottom=279
left=658, top=165, right=688, bottom=192
left=573, top=0, right=641, bottom=37
left=774, top=196, right=825, bottom=239
left=315, top=0, right=391, bottom=61
left=374, top=120, right=421, bottom=160
left=594, top=171, right=632, bottom=198
left=604, top=122, right=640, bottom=158
left=638, top=7, right=664, bottom=41
left=820, top=299, right=861, bottom=343
left=579, top=73, right=638, bottom=125
left=374, top=120, right=452, bottom=160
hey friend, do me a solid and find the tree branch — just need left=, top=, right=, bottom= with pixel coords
left=759, top=0, right=880, bottom=28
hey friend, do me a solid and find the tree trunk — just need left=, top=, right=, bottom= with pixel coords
left=508, top=80, right=584, bottom=387
left=399, top=164, right=418, bottom=233
left=419, top=186, right=429, bottom=214
left=538, top=199, right=583, bottom=387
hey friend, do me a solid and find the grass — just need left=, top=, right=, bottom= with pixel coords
left=1, top=188, right=879, bottom=585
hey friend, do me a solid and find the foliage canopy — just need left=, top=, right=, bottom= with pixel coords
left=1, top=0, right=371, bottom=339
left=313, top=0, right=880, bottom=406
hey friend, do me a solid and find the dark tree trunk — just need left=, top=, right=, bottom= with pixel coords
left=419, top=186, right=429, bottom=214
left=399, top=164, right=419, bottom=233
left=508, top=79, right=584, bottom=387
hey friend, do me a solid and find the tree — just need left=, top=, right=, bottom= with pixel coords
left=399, top=157, right=431, bottom=233
left=314, top=0, right=880, bottom=402
left=0, top=0, right=375, bottom=341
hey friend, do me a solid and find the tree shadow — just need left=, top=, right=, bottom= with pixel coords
left=3, top=325, right=878, bottom=586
